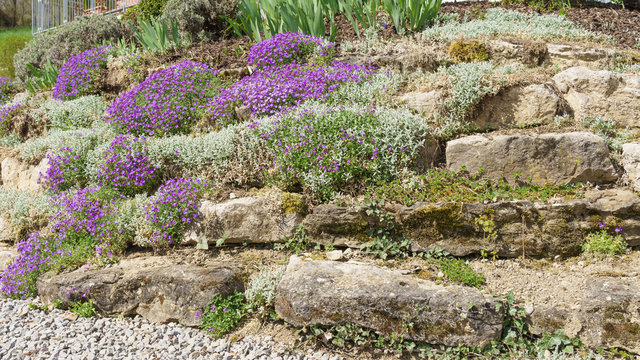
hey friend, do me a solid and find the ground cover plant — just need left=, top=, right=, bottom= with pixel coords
left=106, top=60, right=221, bottom=136
left=53, top=46, right=115, bottom=100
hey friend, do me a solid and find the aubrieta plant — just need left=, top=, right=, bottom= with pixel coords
left=0, top=103, right=22, bottom=135
left=255, top=104, right=429, bottom=199
left=53, top=46, right=115, bottom=100
left=39, top=146, right=88, bottom=193
left=0, top=76, right=15, bottom=104
left=97, top=135, right=158, bottom=195
left=0, top=232, right=58, bottom=297
left=247, top=32, right=335, bottom=69
left=145, top=177, right=206, bottom=247
left=206, top=62, right=377, bottom=127
left=106, top=61, right=222, bottom=136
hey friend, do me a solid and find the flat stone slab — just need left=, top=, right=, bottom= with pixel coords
left=529, top=278, right=640, bottom=353
left=304, top=189, right=640, bottom=258
left=184, top=195, right=304, bottom=246
left=275, top=256, right=503, bottom=347
left=446, top=132, right=617, bottom=186
left=37, top=257, right=244, bottom=326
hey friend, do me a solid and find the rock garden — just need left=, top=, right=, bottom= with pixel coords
left=1, top=0, right=640, bottom=358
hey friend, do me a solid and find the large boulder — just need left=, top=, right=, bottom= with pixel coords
left=473, top=84, right=559, bottom=130
left=553, top=67, right=640, bottom=135
left=529, top=279, right=640, bottom=353
left=622, top=143, right=640, bottom=192
left=1, top=157, right=48, bottom=194
left=36, top=257, right=244, bottom=327
left=546, top=45, right=610, bottom=68
left=184, top=195, right=304, bottom=246
left=446, top=132, right=617, bottom=186
left=275, top=256, right=503, bottom=347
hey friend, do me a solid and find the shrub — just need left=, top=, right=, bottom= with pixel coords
left=255, top=103, right=430, bottom=199
left=106, top=61, right=221, bottom=136
left=144, top=178, right=206, bottom=246
left=448, top=39, right=490, bottom=63
left=97, top=135, right=158, bottom=195
left=14, top=15, right=133, bottom=84
left=134, top=0, right=168, bottom=22
left=0, top=35, right=30, bottom=79
left=198, top=291, right=246, bottom=338
left=206, top=62, right=376, bottom=127
left=43, top=96, right=108, bottom=130
left=53, top=46, right=115, bottom=100
left=247, top=32, right=335, bottom=69
left=0, top=76, right=15, bottom=104
left=582, top=224, right=627, bottom=257
left=159, top=0, right=237, bottom=40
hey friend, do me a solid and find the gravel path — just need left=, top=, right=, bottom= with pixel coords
left=0, top=298, right=344, bottom=360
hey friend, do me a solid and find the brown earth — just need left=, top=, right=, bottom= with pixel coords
left=440, top=1, right=640, bottom=49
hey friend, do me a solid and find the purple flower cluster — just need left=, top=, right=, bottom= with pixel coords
left=0, top=102, right=22, bottom=132
left=145, top=178, right=205, bottom=246
left=0, top=76, right=15, bottom=104
left=38, top=147, right=85, bottom=193
left=50, top=187, right=123, bottom=244
left=248, top=32, right=335, bottom=69
left=53, top=46, right=114, bottom=100
left=206, top=62, right=376, bottom=126
left=106, top=61, right=220, bottom=136
left=0, top=233, right=59, bottom=297
left=97, top=135, right=157, bottom=195
left=256, top=106, right=409, bottom=198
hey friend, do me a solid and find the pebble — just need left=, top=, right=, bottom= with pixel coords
left=0, top=297, right=344, bottom=360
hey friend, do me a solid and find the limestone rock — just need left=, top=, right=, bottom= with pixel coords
left=275, top=256, right=503, bottom=347
left=1, top=157, right=48, bottom=193
left=529, top=279, right=640, bottom=353
left=0, top=244, right=17, bottom=273
left=302, top=204, right=378, bottom=248
left=399, top=91, right=443, bottom=116
left=446, top=132, right=617, bottom=186
left=622, top=143, right=640, bottom=192
left=396, top=189, right=640, bottom=257
left=0, top=214, right=15, bottom=243
left=474, top=84, right=559, bottom=130
left=184, top=196, right=304, bottom=246
left=488, top=39, right=548, bottom=66
left=36, top=257, right=244, bottom=326
left=553, top=67, right=640, bottom=135
left=547, top=44, right=610, bottom=67
left=303, top=190, right=640, bottom=258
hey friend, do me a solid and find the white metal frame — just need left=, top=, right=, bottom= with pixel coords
left=32, top=0, right=140, bottom=35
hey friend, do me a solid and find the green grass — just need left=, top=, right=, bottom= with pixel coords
left=0, top=26, right=33, bottom=79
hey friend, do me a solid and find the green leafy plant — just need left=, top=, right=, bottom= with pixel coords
left=436, top=258, right=485, bottom=288
left=244, top=266, right=286, bottom=316
left=70, top=300, right=97, bottom=318
left=582, top=116, right=628, bottom=153
left=199, top=291, right=247, bottom=338
left=131, top=17, right=183, bottom=53
left=274, top=224, right=309, bottom=254
left=381, top=0, right=442, bottom=35
left=28, top=302, right=48, bottom=311
left=360, top=200, right=412, bottom=260
left=132, top=0, right=168, bottom=22
left=342, top=0, right=380, bottom=38
left=582, top=224, right=627, bottom=257
left=25, top=60, right=59, bottom=94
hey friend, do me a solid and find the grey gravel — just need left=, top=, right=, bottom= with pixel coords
left=0, top=297, right=344, bottom=360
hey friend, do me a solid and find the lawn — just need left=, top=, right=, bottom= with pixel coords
left=0, top=26, right=32, bottom=79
